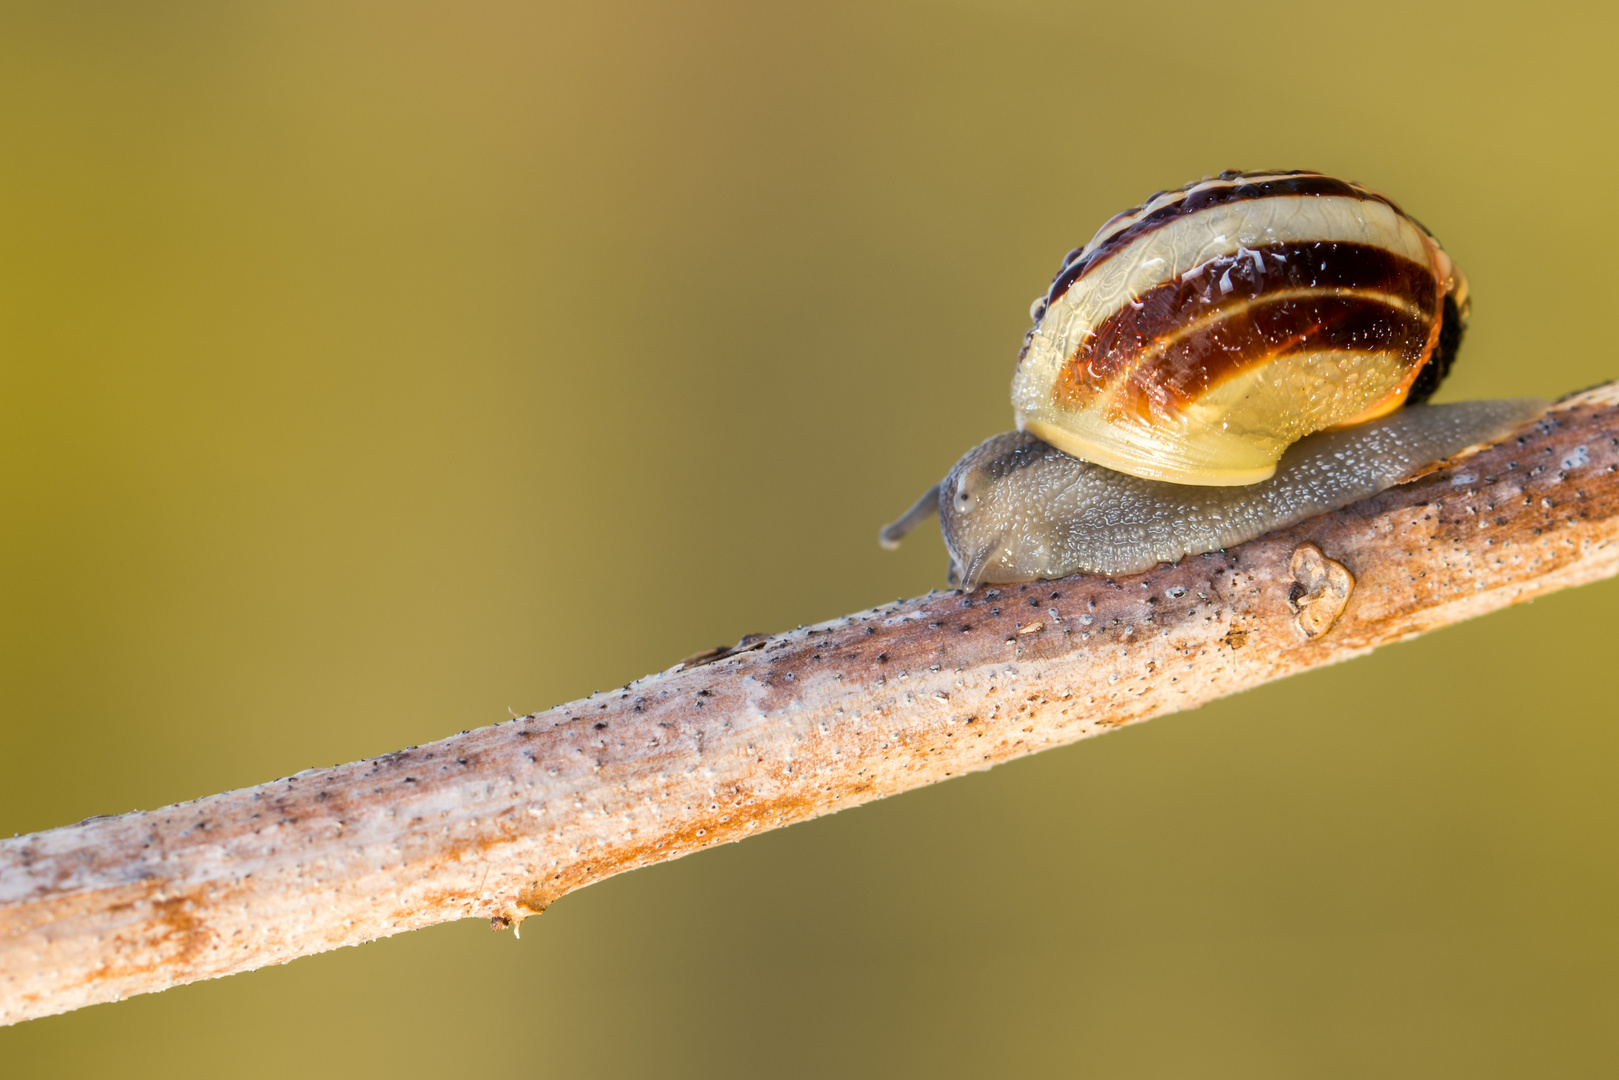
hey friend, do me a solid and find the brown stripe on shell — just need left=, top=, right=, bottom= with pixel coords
left=1041, top=172, right=1407, bottom=312
left=1055, top=242, right=1441, bottom=410
left=1056, top=292, right=1438, bottom=422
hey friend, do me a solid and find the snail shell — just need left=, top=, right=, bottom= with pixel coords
left=928, top=399, right=1544, bottom=588
left=1011, top=170, right=1469, bottom=485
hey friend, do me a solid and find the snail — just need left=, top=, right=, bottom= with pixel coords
left=881, top=169, right=1546, bottom=588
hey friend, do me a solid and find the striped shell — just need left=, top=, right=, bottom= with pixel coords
left=1010, top=170, right=1469, bottom=485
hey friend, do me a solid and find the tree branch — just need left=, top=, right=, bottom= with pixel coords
left=4, top=383, right=1618, bottom=1026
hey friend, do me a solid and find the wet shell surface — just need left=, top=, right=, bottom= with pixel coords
left=1010, top=170, right=1469, bottom=486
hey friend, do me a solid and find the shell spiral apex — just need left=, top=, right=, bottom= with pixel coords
left=1010, top=169, right=1470, bottom=485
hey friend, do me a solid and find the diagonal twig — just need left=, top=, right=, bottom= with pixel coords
left=3, top=382, right=1617, bottom=1026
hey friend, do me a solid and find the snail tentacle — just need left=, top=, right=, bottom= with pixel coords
left=879, top=483, right=942, bottom=550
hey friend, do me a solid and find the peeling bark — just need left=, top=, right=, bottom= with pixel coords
left=3, top=382, right=1617, bottom=1026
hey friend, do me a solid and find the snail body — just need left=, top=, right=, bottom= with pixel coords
left=919, top=400, right=1543, bottom=588
left=881, top=170, right=1541, bottom=589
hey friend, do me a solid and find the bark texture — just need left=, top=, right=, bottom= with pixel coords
left=3, top=383, right=1618, bottom=1026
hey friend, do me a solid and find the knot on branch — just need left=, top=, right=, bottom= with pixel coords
left=1287, top=542, right=1354, bottom=640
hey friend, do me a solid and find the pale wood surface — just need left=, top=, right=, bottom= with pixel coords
left=3, top=383, right=1617, bottom=1026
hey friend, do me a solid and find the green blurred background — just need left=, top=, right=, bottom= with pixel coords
left=2, top=0, right=1616, bottom=1075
